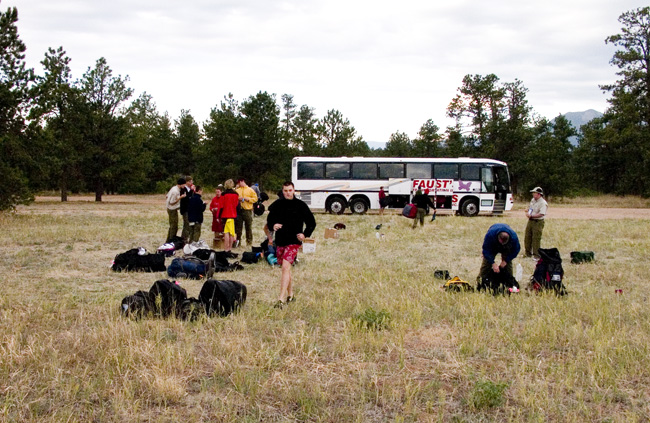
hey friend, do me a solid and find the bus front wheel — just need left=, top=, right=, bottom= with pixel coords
left=326, top=196, right=347, bottom=214
left=349, top=198, right=369, bottom=214
left=460, top=198, right=479, bottom=217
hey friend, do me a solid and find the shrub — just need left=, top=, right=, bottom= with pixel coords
left=469, top=379, right=508, bottom=409
left=352, top=307, right=392, bottom=331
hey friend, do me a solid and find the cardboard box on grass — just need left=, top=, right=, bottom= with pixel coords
left=324, top=228, right=339, bottom=239
left=301, top=238, right=316, bottom=253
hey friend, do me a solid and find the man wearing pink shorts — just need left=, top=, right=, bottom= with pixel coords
left=266, top=181, right=316, bottom=308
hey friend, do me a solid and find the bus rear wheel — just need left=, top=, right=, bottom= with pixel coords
left=349, top=198, right=369, bottom=214
left=460, top=198, right=479, bottom=217
left=326, top=196, right=347, bottom=214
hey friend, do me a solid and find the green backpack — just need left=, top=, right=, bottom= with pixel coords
left=570, top=251, right=595, bottom=264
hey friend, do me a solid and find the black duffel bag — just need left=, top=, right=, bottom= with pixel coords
left=112, top=248, right=166, bottom=272
left=199, top=279, right=247, bottom=317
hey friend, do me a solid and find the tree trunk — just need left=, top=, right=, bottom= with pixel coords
left=59, top=175, right=68, bottom=202
left=95, top=180, right=103, bottom=202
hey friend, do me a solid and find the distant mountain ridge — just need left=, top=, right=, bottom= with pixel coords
left=561, top=109, right=603, bottom=131
left=554, top=109, right=603, bottom=146
left=365, top=110, right=603, bottom=150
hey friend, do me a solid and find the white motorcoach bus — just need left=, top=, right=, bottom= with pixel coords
left=291, top=156, right=514, bottom=216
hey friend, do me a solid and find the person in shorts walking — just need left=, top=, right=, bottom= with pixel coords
left=266, top=181, right=316, bottom=308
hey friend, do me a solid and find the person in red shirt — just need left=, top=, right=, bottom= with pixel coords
left=209, top=184, right=224, bottom=240
left=378, top=186, right=387, bottom=216
left=219, top=179, right=240, bottom=255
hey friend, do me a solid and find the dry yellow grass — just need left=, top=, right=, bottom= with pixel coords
left=1, top=195, right=650, bottom=422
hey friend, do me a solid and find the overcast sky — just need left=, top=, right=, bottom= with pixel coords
left=7, top=0, right=646, bottom=143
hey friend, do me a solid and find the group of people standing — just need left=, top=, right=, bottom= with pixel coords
left=165, top=176, right=206, bottom=244
left=165, top=177, right=260, bottom=254
left=207, top=179, right=259, bottom=255
left=166, top=178, right=316, bottom=307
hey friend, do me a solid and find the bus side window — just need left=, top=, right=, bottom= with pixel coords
left=352, top=163, right=378, bottom=179
left=298, top=162, right=324, bottom=179
left=460, top=164, right=481, bottom=180
left=379, top=163, right=404, bottom=178
left=434, top=163, right=458, bottom=179
left=406, top=163, right=432, bottom=179
left=325, top=163, right=351, bottom=179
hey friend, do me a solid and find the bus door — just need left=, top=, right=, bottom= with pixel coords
left=484, top=166, right=510, bottom=212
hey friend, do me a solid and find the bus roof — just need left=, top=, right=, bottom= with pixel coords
left=293, top=156, right=508, bottom=166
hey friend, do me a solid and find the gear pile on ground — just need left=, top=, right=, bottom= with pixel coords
left=121, top=279, right=247, bottom=320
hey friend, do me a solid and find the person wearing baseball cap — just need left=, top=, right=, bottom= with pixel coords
left=165, top=178, right=186, bottom=242
left=524, top=187, right=548, bottom=259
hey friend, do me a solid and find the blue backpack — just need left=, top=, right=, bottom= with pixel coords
left=167, top=256, right=213, bottom=279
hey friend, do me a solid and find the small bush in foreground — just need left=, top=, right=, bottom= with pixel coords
left=469, top=379, right=508, bottom=409
left=353, top=307, right=392, bottom=331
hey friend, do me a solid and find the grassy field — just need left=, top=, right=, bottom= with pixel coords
left=1, top=196, right=650, bottom=422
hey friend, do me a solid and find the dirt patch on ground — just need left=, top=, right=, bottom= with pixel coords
left=21, top=196, right=650, bottom=220
left=529, top=207, right=650, bottom=220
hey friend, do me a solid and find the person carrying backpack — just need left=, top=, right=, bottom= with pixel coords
left=411, top=190, right=434, bottom=228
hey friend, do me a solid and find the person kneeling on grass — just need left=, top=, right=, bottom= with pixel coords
left=478, top=223, right=520, bottom=281
left=266, top=181, right=316, bottom=308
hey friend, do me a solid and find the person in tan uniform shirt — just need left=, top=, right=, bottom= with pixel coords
left=524, top=186, right=548, bottom=259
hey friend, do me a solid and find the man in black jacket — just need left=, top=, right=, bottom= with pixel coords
left=180, top=176, right=194, bottom=241
left=266, top=181, right=316, bottom=308
left=187, top=186, right=206, bottom=242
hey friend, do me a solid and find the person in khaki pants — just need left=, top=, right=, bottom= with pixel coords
left=235, top=178, right=258, bottom=247
left=524, top=186, right=548, bottom=259
left=165, top=178, right=186, bottom=242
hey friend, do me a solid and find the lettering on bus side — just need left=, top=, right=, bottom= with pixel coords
left=411, top=179, right=454, bottom=194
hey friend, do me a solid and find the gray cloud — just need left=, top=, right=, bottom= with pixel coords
left=8, top=0, right=646, bottom=142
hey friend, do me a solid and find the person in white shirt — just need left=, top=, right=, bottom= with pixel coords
left=165, top=178, right=186, bottom=242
